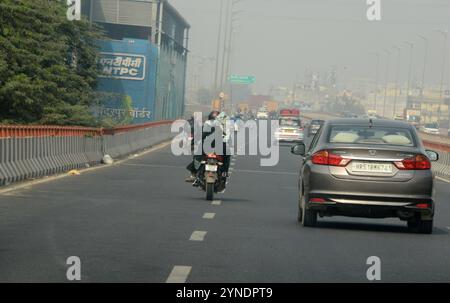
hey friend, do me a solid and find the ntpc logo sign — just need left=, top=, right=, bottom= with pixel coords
left=99, top=53, right=147, bottom=81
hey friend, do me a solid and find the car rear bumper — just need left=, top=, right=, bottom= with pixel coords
left=275, top=133, right=304, bottom=142
left=307, top=165, right=434, bottom=200
left=305, top=165, right=435, bottom=219
left=307, top=200, right=433, bottom=220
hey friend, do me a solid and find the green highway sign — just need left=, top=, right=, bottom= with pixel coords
left=229, top=75, right=256, bottom=84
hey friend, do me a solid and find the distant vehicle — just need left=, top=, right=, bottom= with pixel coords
left=421, top=123, right=440, bottom=135
left=340, top=112, right=358, bottom=118
left=211, top=99, right=222, bottom=111
left=404, top=108, right=421, bottom=129
left=307, top=119, right=325, bottom=137
left=279, top=108, right=300, bottom=118
left=275, top=109, right=303, bottom=143
left=275, top=117, right=304, bottom=143
left=256, top=111, right=268, bottom=120
left=291, top=118, right=439, bottom=234
left=268, top=111, right=278, bottom=119
left=299, top=104, right=312, bottom=112
left=393, top=114, right=404, bottom=121
left=367, top=109, right=377, bottom=117
left=237, top=103, right=249, bottom=113
left=264, top=101, right=279, bottom=113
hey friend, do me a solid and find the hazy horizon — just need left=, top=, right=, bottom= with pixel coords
left=170, top=0, right=450, bottom=95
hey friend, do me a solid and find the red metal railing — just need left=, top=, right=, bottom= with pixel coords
left=0, top=125, right=103, bottom=138
left=102, top=120, right=174, bottom=135
left=0, top=120, right=175, bottom=138
left=422, top=140, right=450, bottom=152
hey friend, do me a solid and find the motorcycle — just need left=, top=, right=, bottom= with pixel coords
left=195, top=153, right=226, bottom=201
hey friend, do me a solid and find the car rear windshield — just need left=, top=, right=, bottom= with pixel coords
left=280, top=118, right=301, bottom=127
left=328, top=125, right=415, bottom=147
left=311, top=120, right=324, bottom=125
left=425, top=123, right=438, bottom=129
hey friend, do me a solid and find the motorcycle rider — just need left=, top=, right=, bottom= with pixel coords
left=185, top=111, right=231, bottom=187
left=185, top=115, right=198, bottom=182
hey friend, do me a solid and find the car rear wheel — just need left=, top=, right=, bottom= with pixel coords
left=297, top=194, right=303, bottom=222
left=407, top=219, right=433, bottom=234
left=300, top=192, right=317, bottom=227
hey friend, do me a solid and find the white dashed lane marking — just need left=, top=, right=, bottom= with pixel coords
left=190, top=231, right=207, bottom=241
left=212, top=200, right=222, bottom=205
left=166, top=266, right=192, bottom=283
left=203, top=213, right=216, bottom=219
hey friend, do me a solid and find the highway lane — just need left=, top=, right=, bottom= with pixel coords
left=0, top=130, right=449, bottom=282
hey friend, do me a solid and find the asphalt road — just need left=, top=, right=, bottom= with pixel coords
left=0, top=129, right=450, bottom=282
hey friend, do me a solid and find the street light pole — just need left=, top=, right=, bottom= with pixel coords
left=219, top=0, right=231, bottom=90
left=374, top=52, right=380, bottom=113
left=214, top=0, right=225, bottom=93
left=404, top=41, right=414, bottom=107
left=418, top=35, right=428, bottom=101
left=435, top=30, right=448, bottom=101
left=383, top=49, right=391, bottom=117
left=223, top=0, right=244, bottom=110
left=393, top=46, right=401, bottom=118
left=418, top=34, right=428, bottom=123
left=435, top=29, right=448, bottom=124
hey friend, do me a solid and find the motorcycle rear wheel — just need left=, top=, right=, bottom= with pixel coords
left=206, top=183, right=214, bottom=201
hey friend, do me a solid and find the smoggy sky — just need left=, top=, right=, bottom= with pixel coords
left=170, top=0, right=450, bottom=94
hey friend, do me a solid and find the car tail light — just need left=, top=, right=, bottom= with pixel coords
left=394, top=155, right=431, bottom=170
left=310, top=198, right=326, bottom=203
left=415, top=203, right=430, bottom=209
left=311, top=150, right=329, bottom=165
left=311, top=150, right=351, bottom=167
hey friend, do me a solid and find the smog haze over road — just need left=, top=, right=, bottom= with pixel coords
left=172, top=0, right=450, bottom=93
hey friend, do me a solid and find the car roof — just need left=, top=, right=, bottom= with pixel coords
left=327, top=118, right=412, bottom=128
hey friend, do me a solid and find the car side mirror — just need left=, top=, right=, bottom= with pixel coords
left=426, top=150, right=439, bottom=162
left=291, top=143, right=306, bottom=156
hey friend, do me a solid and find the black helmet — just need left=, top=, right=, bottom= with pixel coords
left=208, top=111, right=220, bottom=120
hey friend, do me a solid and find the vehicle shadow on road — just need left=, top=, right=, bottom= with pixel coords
left=313, top=221, right=448, bottom=235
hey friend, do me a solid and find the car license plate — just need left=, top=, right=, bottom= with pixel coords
left=205, top=164, right=218, bottom=172
left=352, top=162, right=392, bottom=173
left=283, top=129, right=294, bottom=133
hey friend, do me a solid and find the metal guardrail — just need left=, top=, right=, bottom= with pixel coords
left=0, top=125, right=102, bottom=138
left=0, top=121, right=174, bottom=187
left=432, top=151, right=450, bottom=181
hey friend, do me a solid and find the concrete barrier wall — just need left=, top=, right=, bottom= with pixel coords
left=0, top=123, right=174, bottom=187
left=433, top=151, right=450, bottom=180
